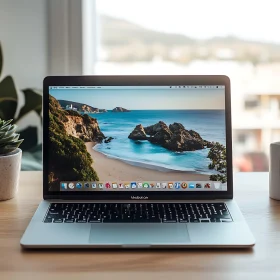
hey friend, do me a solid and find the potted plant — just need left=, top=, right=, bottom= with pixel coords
left=0, top=43, right=42, bottom=150
left=0, top=119, right=23, bottom=201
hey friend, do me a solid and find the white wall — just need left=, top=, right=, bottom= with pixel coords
left=0, top=0, right=48, bottom=89
left=0, top=0, right=48, bottom=142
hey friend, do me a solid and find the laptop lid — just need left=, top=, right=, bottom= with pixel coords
left=43, top=75, right=233, bottom=200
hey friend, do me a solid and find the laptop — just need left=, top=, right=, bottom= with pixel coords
left=20, top=75, right=255, bottom=248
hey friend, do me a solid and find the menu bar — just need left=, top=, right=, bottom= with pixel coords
left=49, top=85, right=225, bottom=90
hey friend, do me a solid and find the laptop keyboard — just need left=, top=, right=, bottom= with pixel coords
left=44, top=203, right=232, bottom=223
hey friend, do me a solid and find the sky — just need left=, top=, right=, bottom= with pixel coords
left=50, top=88, right=225, bottom=110
left=97, top=0, right=280, bottom=44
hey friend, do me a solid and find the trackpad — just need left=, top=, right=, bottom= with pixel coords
left=89, top=223, right=190, bottom=245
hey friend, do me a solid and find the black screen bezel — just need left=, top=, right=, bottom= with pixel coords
left=43, top=75, right=233, bottom=200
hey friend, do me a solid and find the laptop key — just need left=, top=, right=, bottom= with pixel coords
left=162, top=219, right=177, bottom=223
left=88, top=218, right=101, bottom=223
left=179, top=218, right=189, bottom=223
left=190, top=218, right=200, bottom=223
left=76, top=219, right=87, bottom=223
left=49, top=212, right=59, bottom=215
left=122, top=216, right=133, bottom=223
left=64, top=219, right=75, bottom=223
left=53, top=218, right=63, bottom=223
left=44, top=218, right=53, bottom=223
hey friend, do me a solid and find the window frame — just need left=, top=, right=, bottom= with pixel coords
left=47, top=0, right=97, bottom=75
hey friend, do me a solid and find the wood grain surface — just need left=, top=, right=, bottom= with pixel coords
left=0, top=171, right=279, bottom=280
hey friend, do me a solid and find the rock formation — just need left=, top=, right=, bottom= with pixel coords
left=129, top=121, right=213, bottom=152
left=82, top=104, right=97, bottom=113
left=104, top=136, right=114, bottom=143
left=128, top=124, right=147, bottom=140
left=63, top=110, right=105, bottom=143
left=112, top=107, right=130, bottom=112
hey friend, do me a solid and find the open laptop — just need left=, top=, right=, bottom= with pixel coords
left=20, top=75, right=255, bottom=248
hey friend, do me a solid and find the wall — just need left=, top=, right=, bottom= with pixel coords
left=0, top=0, right=48, bottom=89
left=0, top=0, right=48, bottom=141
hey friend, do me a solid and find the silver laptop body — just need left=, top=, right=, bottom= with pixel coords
left=20, top=75, right=255, bottom=248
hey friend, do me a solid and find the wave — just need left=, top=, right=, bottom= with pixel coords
left=93, top=144, right=210, bottom=174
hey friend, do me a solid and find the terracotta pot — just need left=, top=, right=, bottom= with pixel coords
left=0, top=148, right=22, bottom=201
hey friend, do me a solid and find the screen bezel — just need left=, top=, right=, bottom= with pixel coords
left=43, top=75, right=233, bottom=200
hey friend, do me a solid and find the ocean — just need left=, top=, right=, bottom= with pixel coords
left=88, top=110, right=226, bottom=174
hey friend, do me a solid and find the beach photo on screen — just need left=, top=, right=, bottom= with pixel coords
left=48, top=87, right=227, bottom=191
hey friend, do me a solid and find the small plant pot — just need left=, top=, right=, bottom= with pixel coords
left=0, top=148, right=22, bottom=201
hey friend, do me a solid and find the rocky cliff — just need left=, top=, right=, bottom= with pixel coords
left=58, top=100, right=107, bottom=113
left=128, top=121, right=213, bottom=152
left=48, top=95, right=101, bottom=191
left=50, top=96, right=105, bottom=143
left=112, top=107, right=130, bottom=112
left=64, top=111, right=105, bottom=142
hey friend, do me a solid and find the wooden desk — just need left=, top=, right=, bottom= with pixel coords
left=0, top=172, right=279, bottom=280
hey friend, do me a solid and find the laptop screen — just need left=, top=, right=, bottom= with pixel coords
left=48, top=85, right=227, bottom=192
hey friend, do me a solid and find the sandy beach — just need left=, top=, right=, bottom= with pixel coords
left=85, top=142, right=210, bottom=181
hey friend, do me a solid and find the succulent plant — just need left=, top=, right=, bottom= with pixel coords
left=0, top=119, right=23, bottom=155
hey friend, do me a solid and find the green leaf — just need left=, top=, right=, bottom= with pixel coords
left=16, top=88, right=42, bottom=122
left=0, top=119, right=13, bottom=128
left=0, top=133, right=18, bottom=144
left=0, top=127, right=17, bottom=139
left=0, top=143, right=21, bottom=155
left=2, top=124, right=17, bottom=136
left=0, top=43, right=2, bottom=77
left=0, top=124, right=12, bottom=132
left=9, top=139, right=24, bottom=147
left=0, top=76, right=18, bottom=120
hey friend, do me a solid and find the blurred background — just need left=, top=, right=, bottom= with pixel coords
left=1, top=0, right=279, bottom=172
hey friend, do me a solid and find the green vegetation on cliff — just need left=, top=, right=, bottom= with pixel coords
left=48, top=95, right=99, bottom=190
left=207, top=142, right=227, bottom=183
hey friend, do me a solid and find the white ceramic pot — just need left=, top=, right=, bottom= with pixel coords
left=0, top=148, right=22, bottom=201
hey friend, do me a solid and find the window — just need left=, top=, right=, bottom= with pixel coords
left=237, top=134, right=247, bottom=144
left=82, top=0, right=280, bottom=171
left=244, top=98, right=260, bottom=110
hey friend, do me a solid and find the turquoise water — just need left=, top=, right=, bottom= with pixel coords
left=88, top=110, right=226, bottom=174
